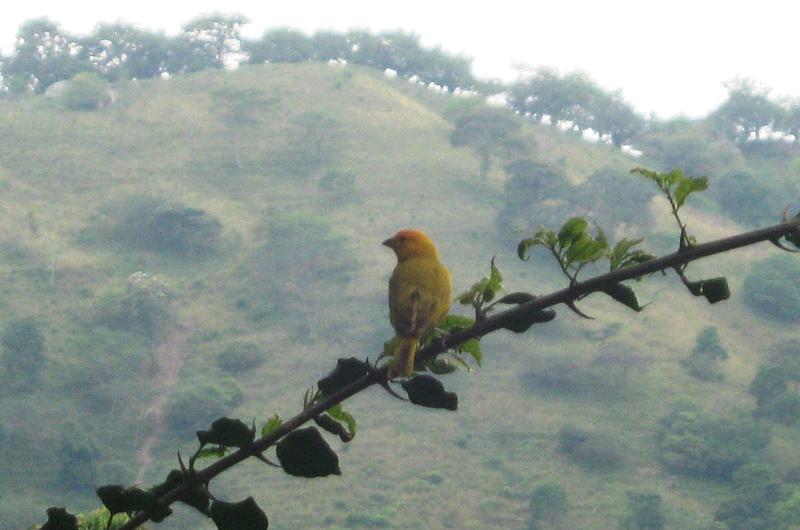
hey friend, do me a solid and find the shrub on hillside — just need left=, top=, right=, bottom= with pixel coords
left=656, top=401, right=770, bottom=481
left=528, top=482, right=569, bottom=529
left=520, top=357, right=615, bottom=398
left=497, top=159, right=572, bottom=235
left=714, top=463, right=787, bottom=530
left=95, top=272, right=172, bottom=343
left=558, top=424, right=624, bottom=470
left=742, top=255, right=800, bottom=322
left=166, top=377, right=242, bottom=434
left=216, top=341, right=267, bottom=374
left=573, top=167, right=657, bottom=226
left=1, top=317, right=45, bottom=379
left=93, top=195, right=223, bottom=256
left=681, top=326, right=728, bottom=382
left=749, top=342, right=800, bottom=425
left=620, top=491, right=665, bottom=530
left=57, top=426, right=100, bottom=490
left=61, top=72, right=111, bottom=111
left=712, top=169, right=777, bottom=227
left=637, top=124, right=743, bottom=178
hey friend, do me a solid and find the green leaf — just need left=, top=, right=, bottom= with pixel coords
left=40, top=507, right=78, bottom=530
left=517, top=237, right=535, bottom=260
left=501, top=308, right=556, bottom=333
left=261, top=415, right=283, bottom=437
left=458, top=258, right=505, bottom=308
left=488, top=257, right=503, bottom=290
left=685, top=280, right=704, bottom=296
left=565, top=235, right=608, bottom=266
left=684, top=277, right=730, bottom=304
left=663, top=167, right=685, bottom=187
left=210, top=497, right=269, bottom=530
left=701, top=277, right=730, bottom=304
left=150, top=469, right=211, bottom=515
left=631, top=166, right=661, bottom=184
left=558, top=217, right=589, bottom=247
left=632, top=166, right=673, bottom=194
left=674, top=176, right=708, bottom=208
left=609, top=238, right=644, bottom=270
left=440, top=314, right=475, bottom=331
left=197, top=417, right=255, bottom=449
left=518, top=229, right=557, bottom=260
left=317, top=357, right=369, bottom=395
left=449, top=353, right=472, bottom=371
left=99, top=487, right=172, bottom=523
left=97, top=485, right=128, bottom=516
left=401, top=375, right=458, bottom=411
left=456, top=290, right=475, bottom=304
left=495, top=292, right=537, bottom=304
left=603, top=283, right=645, bottom=311
left=619, top=252, right=655, bottom=270
left=194, top=446, right=228, bottom=460
left=458, top=338, right=483, bottom=367
left=326, top=403, right=357, bottom=437
left=425, top=357, right=458, bottom=374
left=314, top=414, right=353, bottom=443
left=276, top=427, right=341, bottom=477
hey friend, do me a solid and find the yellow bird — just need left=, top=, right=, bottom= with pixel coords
left=383, top=229, right=452, bottom=378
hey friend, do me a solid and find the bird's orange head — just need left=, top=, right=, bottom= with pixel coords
left=382, top=229, right=440, bottom=262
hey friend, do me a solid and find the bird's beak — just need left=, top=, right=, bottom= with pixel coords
left=382, top=237, right=394, bottom=248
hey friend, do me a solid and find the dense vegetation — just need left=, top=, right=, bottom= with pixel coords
left=1, top=17, right=800, bottom=529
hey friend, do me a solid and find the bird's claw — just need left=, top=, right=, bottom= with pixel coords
left=370, top=361, right=407, bottom=400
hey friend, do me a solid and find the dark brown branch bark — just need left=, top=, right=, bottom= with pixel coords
left=120, top=216, right=800, bottom=529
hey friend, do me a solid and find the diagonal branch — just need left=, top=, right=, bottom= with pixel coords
left=119, top=216, right=800, bottom=529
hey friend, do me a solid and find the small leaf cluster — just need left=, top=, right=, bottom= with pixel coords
left=89, top=376, right=363, bottom=530
left=518, top=217, right=653, bottom=312
left=518, top=218, right=610, bottom=281
left=39, top=507, right=78, bottom=530
left=454, top=259, right=556, bottom=338
left=455, top=257, right=504, bottom=319
left=632, top=167, right=733, bottom=304
left=401, top=375, right=458, bottom=410
left=435, top=314, right=483, bottom=370
left=630, top=167, right=708, bottom=215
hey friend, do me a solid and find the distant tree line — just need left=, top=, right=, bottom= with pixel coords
left=0, top=16, right=474, bottom=95
left=4, top=15, right=800, bottom=151
left=507, top=68, right=645, bottom=147
left=710, top=78, right=800, bottom=144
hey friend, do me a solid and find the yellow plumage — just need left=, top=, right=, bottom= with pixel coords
left=383, top=229, right=451, bottom=378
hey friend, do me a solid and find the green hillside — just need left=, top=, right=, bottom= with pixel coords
left=2, top=62, right=800, bottom=530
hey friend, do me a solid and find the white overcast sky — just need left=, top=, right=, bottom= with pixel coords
left=1, top=0, right=798, bottom=118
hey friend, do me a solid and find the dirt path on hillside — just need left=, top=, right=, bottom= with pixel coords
left=135, top=324, right=192, bottom=484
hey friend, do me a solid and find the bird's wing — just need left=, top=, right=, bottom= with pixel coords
left=390, top=284, right=441, bottom=338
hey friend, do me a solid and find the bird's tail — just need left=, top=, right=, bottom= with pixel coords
left=389, top=337, right=419, bottom=378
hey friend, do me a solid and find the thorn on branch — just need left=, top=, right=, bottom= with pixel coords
left=252, top=452, right=281, bottom=467
left=769, top=237, right=799, bottom=253
left=566, top=300, right=594, bottom=319
left=371, top=361, right=406, bottom=401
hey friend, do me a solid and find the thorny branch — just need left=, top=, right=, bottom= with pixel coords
left=120, top=216, right=800, bottom=530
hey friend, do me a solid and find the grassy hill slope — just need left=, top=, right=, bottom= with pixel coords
left=1, top=62, right=799, bottom=530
